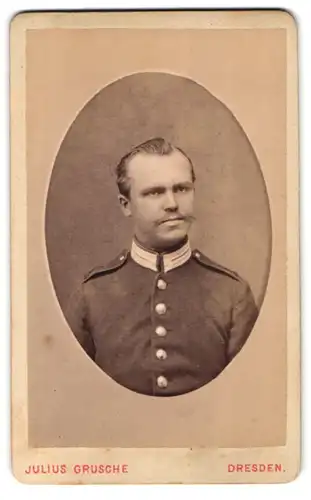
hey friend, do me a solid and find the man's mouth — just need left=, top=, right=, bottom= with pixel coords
left=160, top=216, right=185, bottom=224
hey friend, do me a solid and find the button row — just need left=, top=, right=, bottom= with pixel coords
left=155, top=280, right=168, bottom=390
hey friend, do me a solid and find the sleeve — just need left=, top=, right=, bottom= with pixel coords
left=227, top=280, right=259, bottom=362
left=64, top=284, right=96, bottom=361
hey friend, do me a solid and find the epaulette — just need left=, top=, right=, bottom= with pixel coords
left=192, top=249, right=242, bottom=282
left=83, top=249, right=129, bottom=283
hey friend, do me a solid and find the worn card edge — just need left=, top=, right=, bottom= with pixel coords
left=10, top=10, right=300, bottom=485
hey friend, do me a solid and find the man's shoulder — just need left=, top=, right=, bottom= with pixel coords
left=83, top=249, right=129, bottom=283
left=191, top=249, right=245, bottom=283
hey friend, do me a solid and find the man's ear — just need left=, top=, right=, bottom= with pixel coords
left=118, top=194, right=132, bottom=217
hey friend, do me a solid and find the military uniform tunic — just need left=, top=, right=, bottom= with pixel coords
left=66, top=239, right=258, bottom=397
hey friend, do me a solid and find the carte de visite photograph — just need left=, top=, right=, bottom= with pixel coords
left=10, top=10, right=300, bottom=484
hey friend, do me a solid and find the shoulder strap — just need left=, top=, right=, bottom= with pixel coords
left=192, top=249, right=242, bottom=282
left=83, top=249, right=129, bottom=283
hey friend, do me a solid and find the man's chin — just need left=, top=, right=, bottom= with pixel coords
left=154, top=230, right=188, bottom=251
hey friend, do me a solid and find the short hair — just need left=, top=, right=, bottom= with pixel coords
left=116, top=137, right=196, bottom=198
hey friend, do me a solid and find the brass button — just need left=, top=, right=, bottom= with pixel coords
left=155, top=303, right=167, bottom=315
left=155, top=325, right=167, bottom=337
left=157, top=279, right=167, bottom=290
left=156, top=349, right=167, bottom=360
left=157, top=375, right=168, bottom=388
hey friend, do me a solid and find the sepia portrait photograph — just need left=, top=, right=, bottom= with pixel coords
left=49, top=74, right=264, bottom=398
left=10, top=10, right=300, bottom=484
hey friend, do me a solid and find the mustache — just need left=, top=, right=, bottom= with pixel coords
left=158, top=214, right=196, bottom=225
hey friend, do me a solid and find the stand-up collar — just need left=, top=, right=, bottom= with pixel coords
left=131, top=238, right=192, bottom=273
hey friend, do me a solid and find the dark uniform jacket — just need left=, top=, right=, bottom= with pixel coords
left=66, top=239, right=258, bottom=397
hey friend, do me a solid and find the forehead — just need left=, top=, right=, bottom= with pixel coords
left=127, top=150, right=193, bottom=187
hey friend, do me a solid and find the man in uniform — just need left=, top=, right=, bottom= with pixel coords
left=66, top=137, right=258, bottom=397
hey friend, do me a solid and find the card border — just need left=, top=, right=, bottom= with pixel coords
left=10, top=10, right=300, bottom=484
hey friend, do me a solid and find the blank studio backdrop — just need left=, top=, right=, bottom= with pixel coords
left=45, top=72, right=271, bottom=317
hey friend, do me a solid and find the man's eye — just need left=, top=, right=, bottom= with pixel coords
left=176, top=186, right=189, bottom=193
left=147, top=190, right=162, bottom=196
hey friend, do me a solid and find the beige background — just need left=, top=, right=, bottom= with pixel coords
left=26, top=27, right=286, bottom=448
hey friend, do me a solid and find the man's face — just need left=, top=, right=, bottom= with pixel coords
left=119, top=150, right=195, bottom=251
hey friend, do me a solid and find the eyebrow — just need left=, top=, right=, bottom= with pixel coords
left=141, top=182, right=194, bottom=196
left=173, top=182, right=194, bottom=190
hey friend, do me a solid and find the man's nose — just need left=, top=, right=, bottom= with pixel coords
left=164, top=191, right=178, bottom=210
